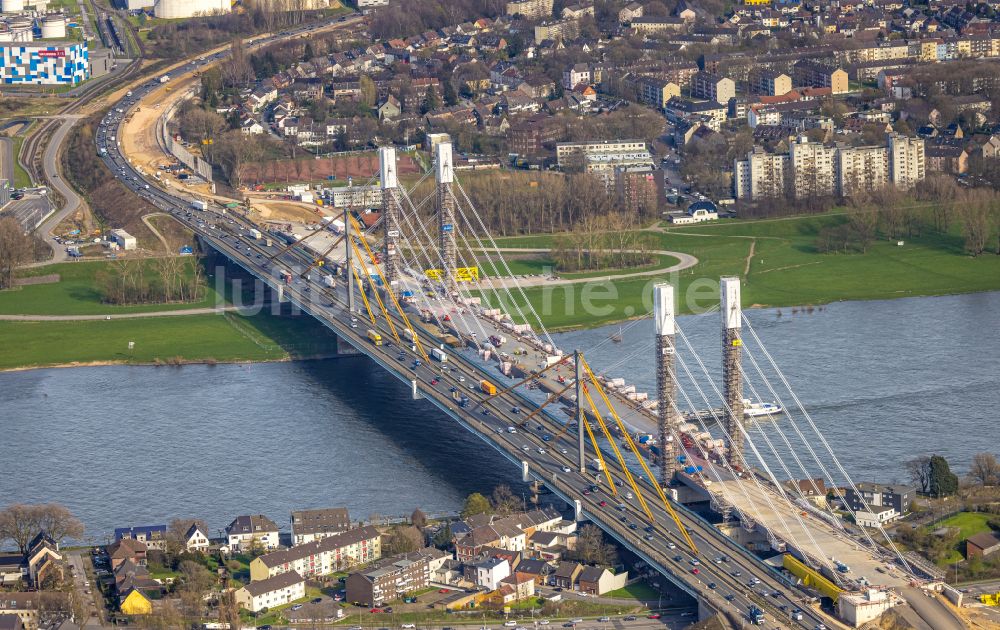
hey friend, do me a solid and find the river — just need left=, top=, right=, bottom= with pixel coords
left=2, top=292, right=997, bottom=539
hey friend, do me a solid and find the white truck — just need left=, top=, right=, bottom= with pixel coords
left=431, top=348, right=448, bottom=362
left=249, top=228, right=262, bottom=240
left=591, top=458, right=605, bottom=472
left=190, top=200, right=208, bottom=211
left=321, top=274, right=336, bottom=288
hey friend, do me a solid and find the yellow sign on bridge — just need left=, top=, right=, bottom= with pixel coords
left=425, top=267, right=479, bottom=282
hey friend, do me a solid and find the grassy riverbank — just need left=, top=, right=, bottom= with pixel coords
left=484, top=213, right=1000, bottom=330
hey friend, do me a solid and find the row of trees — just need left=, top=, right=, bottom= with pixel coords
left=0, top=503, right=84, bottom=553
left=0, top=217, right=33, bottom=290
left=550, top=214, right=656, bottom=272
left=95, top=258, right=204, bottom=305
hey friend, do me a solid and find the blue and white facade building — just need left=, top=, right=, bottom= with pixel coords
left=0, top=40, right=88, bottom=85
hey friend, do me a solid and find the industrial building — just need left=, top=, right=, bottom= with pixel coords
left=111, top=229, right=137, bottom=250
left=0, top=40, right=88, bottom=84
left=837, top=590, right=899, bottom=627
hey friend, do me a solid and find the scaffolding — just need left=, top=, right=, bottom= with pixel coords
left=379, top=146, right=403, bottom=289
left=435, top=142, right=457, bottom=290
left=721, top=277, right=744, bottom=469
left=654, top=283, right=680, bottom=484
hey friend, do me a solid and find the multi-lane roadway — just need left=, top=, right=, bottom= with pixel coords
left=97, top=29, right=838, bottom=630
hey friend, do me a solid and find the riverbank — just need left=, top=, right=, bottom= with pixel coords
left=488, top=213, right=1000, bottom=330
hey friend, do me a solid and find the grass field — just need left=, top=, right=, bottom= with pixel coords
left=11, top=134, right=31, bottom=188
left=484, top=214, right=1000, bottom=330
left=930, top=512, right=998, bottom=564
left=2, top=260, right=220, bottom=315
left=605, top=581, right=660, bottom=601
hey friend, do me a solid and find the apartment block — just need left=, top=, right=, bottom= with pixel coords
left=505, top=0, right=553, bottom=19
left=789, top=137, right=838, bottom=198
left=888, top=134, right=926, bottom=189
left=792, top=60, right=849, bottom=95
left=837, top=145, right=889, bottom=196
left=750, top=70, right=792, bottom=96
left=291, top=507, right=351, bottom=546
left=249, top=525, right=381, bottom=581
left=345, top=549, right=448, bottom=606
left=690, top=71, right=735, bottom=105
left=555, top=140, right=654, bottom=188
left=734, top=148, right=790, bottom=200
left=235, top=571, right=305, bottom=614
left=636, top=76, right=680, bottom=110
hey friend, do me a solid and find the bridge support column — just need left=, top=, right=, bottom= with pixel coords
left=275, top=284, right=288, bottom=303
left=411, top=380, right=421, bottom=400
left=654, top=283, right=679, bottom=486
left=574, top=499, right=583, bottom=522
left=575, top=349, right=585, bottom=474
left=521, top=461, right=530, bottom=483
left=435, top=142, right=457, bottom=291
left=379, top=146, right=402, bottom=292
left=335, top=335, right=359, bottom=356
left=345, top=206, right=355, bottom=315
left=721, top=277, right=744, bottom=469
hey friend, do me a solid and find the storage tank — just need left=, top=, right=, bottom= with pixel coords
left=9, top=16, right=32, bottom=40
left=39, top=14, right=65, bottom=38
left=1, top=0, right=25, bottom=13
left=153, top=0, right=230, bottom=19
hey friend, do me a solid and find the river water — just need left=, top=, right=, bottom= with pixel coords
left=2, top=292, right=997, bottom=540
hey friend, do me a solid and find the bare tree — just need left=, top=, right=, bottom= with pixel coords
left=491, top=484, right=521, bottom=515
left=0, top=504, right=84, bottom=553
left=905, top=455, right=932, bottom=494
left=969, top=453, right=1000, bottom=486
left=0, top=217, right=31, bottom=289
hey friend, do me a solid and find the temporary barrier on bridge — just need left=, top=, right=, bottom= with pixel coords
left=425, top=267, right=479, bottom=282
left=161, top=90, right=214, bottom=183
left=783, top=554, right=843, bottom=603
left=981, top=591, right=1000, bottom=606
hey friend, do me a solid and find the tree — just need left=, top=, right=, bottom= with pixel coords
left=461, top=492, right=491, bottom=518
left=411, top=508, right=427, bottom=529
left=929, top=455, right=959, bottom=497
left=421, top=87, right=440, bottom=115
left=359, top=75, right=377, bottom=108
left=384, top=525, right=421, bottom=554
left=491, top=484, right=521, bottom=515
left=0, top=217, right=32, bottom=290
left=906, top=455, right=932, bottom=494
left=432, top=522, right=452, bottom=550
left=0, top=504, right=83, bottom=553
left=574, top=524, right=617, bottom=565
left=443, top=80, right=458, bottom=107
left=969, top=453, right=1000, bottom=486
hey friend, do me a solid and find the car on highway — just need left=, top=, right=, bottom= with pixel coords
left=622, top=617, right=636, bottom=622
left=562, top=466, right=572, bottom=473
left=691, top=568, right=700, bottom=575
left=708, top=582, right=717, bottom=589
left=646, top=613, right=660, bottom=619
left=598, top=500, right=607, bottom=506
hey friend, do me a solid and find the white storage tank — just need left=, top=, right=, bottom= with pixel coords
left=9, top=16, right=33, bottom=41
left=1, top=0, right=25, bottom=13
left=153, top=0, right=230, bottom=19
left=39, top=14, right=65, bottom=38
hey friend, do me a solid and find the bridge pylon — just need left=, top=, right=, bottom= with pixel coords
left=435, top=142, right=457, bottom=291
left=721, top=277, right=744, bottom=469
left=654, top=282, right=680, bottom=485
left=378, top=146, right=402, bottom=292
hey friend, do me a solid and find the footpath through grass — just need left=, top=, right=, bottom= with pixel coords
left=485, top=213, right=1000, bottom=330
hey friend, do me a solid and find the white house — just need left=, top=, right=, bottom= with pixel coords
left=240, top=117, right=264, bottom=135
left=235, top=570, right=305, bottom=613
left=476, top=557, right=510, bottom=591
left=855, top=509, right=897, bottom=528
left=668, top=201, right=719, bottom=224
left=226, top=515, right=280, bottom=552
left=184, top=523, right=210, bottom=553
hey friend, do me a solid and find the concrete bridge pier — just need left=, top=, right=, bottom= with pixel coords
left=411, top=380, right=421, bottom=400
left=522, top=461, right=530, bottom=483
left=335, top=335, right=359, bottom=356
left=574, top=499, right=583, bottom=521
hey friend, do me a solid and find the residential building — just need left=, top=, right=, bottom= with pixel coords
left=345, top=550, right=436, bottom=606
left=0, top=533, right=63, bottom=588
left=357, top=0, right=389, bottom=6
left=250, top=525, right=381, bottom=581
left=629, top=16, right=686, bottom=35
left=533, top=19, right=577, bottom=45
left=734, top=148, right=790, bottom=200
left=668, top=200, right=719, bottom=224
left=615, top=165, right=661, bottom=215
left=119, top=589, right=153, bottom=616
left=789, top=137, right=837, bottom=199
left=476, top=557, right=511, bottom=590
left=690, top=71, right=735, bottom=105
left=0, top=593, right=40, bottom=629
left=562, top=63, right=591, bottom=90
left=751, top=70, right=792, bottom=96
left=855, top=509, right=898, bottom=528
left=887, top=135, right=925, bottom=190
left=552, top=561, right=582, bottom=589
left=925, top=142, right=968, bottom=175
left=577, top=566, right=628, bottom=595
left=792, top=60, right=849, bottom=95
left=495, top=572, right=536, bottom=603
left=226, top=515, right=280, bottom=552
left=556, top=140, right=654, bottom=188
left=290, top=507, right=351, bottom=546
left=183, top=523, right=210, bottom=553
left=236, top=571, right=306, bottom=613
left=967, top=532, right=1000, bottom=559
left=618, top=1, right=643, bottom=24
left=107, top=538, right=147, bottom=571
left=509, top=115, right=562, bottom=155
left=512, top=559, right=553, bottom=585
left=637, top=76, right=680, bottom=110
left=506, top=0, right=553, bottom=19
left=0, top=613, right=23, bottom=630
left=837, top=144, right=889, bottom=196
left=114, top=526, right=167, bottom=550
left=844, top=483, right=914, bottom=516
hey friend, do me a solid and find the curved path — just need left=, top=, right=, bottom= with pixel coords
left=0, top=306, right=246, bottom=321
left=470, top=247, right=698, bottom=288
left=141, top=212, right=172, bottom=252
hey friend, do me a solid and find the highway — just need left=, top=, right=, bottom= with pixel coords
left=98, top=26, right=837, bottom=630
